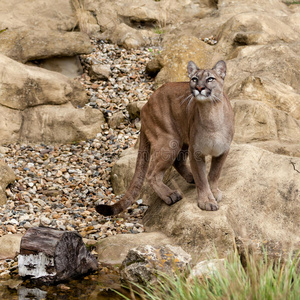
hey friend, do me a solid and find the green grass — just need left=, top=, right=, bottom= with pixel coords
left=117, top=250, right=300, bottom=300
left=153, top=27, right=165, bottom=35
left=284, top=1, right=300, bottom=5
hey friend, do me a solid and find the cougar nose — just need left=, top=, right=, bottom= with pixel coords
left=196, top=86, right=206, bottom=95
left=196, top=86, right=205, bottom=92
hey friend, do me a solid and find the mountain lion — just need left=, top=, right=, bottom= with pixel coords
left=96, top=60, right=234, bottom=216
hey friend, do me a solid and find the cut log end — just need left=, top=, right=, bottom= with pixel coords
left=19, top=227, right=98, bottom=284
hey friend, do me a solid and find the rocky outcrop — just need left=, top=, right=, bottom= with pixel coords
left=216, top=12, right=299, bottom=56
left=0, top=54, right=105, bottom=144
left=85, top=0, right=216, bottom=48
left=0, top=0, right=77, bottom=31
left=0, top=30, right=92, bottom=64
left=111, top=144, right=300, bottom=260
left=0, top=0, right=108, bottom=144
left=0, top=0, right=92, bottom=69
left=106, top=23, right=159, bottom=50
left=108, top=1, right=300, bottom=261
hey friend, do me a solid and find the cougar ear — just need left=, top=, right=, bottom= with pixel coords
left=187, top=61, right=199, bottom=78
left=213, top=60, right=226, bottom=80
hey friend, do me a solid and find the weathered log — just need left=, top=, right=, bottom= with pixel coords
left=18, top=227, right=98, bottom=284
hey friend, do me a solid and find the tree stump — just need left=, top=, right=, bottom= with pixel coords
left=18, top=227, right=98, bottom=284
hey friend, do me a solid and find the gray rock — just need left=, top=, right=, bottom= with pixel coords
left=120, top=244, right=191, bottom=285
left=89, top=64, right=111, bottom=81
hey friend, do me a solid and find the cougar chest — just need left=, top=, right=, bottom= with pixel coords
left=192, top=115, right=231, bottom=157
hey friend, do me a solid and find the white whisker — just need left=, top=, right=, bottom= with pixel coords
left=186, top=95, right=194, bottom=111
left=176, top=93, right=189, bottom=102
left=180, top=94, right=193, bottom=106
left=212, top=95, right=222, bottom=103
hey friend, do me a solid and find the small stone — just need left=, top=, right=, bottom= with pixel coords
left=6, top=225, right=17, bottom=233
left=40, top=215, right=51, bottom=226
left=0, top=270, right=10, bottom=279
left=89, top=64, right=111, bottom=81
left=23, top=222, right=32, bottom=229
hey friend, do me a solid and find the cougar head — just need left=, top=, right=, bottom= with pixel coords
left=187, top=60, right=226, bottom=103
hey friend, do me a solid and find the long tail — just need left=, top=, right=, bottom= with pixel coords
left=95, top=130, right=150, bottom=216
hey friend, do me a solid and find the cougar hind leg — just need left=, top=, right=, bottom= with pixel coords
left=173, top=145, right=195, bottom=184
left=146, top=140, right=182, bottom=205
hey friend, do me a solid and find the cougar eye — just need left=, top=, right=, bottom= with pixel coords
left=191, top=77, right=198, bottom=82
left=207, top=77, right=215, bottom=82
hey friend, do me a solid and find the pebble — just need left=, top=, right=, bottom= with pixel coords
left=200, top=35, right=218, bottom=45
left=0, top=40, right=153, bottom=245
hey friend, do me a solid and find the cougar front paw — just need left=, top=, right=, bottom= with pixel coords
left=198, top=199, right=218, bottom=211
left=163, top=191, right=182, bottom=205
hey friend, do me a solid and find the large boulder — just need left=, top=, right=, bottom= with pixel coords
left=85, top=0, right=216, bottom=33
left=215, top=12, right=299, bottom=56
left=232, top=100, right=300, bottom=144
left=110, top=144, right=300, bottom=260
left=0, top=54, right=84, bottom=109
left=0, top=106, right=22, bottom=145
left=105, top=23, right=159, bottom=49
left=20, top=103, right=104, bottom=144
left=226, top=44, right=300, bottom=94
left=227, top=76, right=300, bottom=120
left=0, top=54, right=105, bottom=144
left=0, top=0, right=76, bottom=31
left=0, top=0, right=92, bottom=62
left=155, top=0, right=289, bottom=48
left=0, top=30, right=92, bottom=63
left=0, top=0, right=92, bottom=77
left=152, top=36, right=213, bottom=86
left=224, top=44, right=300, bottom=152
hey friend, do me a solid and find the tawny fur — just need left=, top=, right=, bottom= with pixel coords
left=96, top=61, right=234, bottom=216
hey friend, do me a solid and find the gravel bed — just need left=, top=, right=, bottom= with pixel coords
left=0, top=39, right=160, bottom=242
